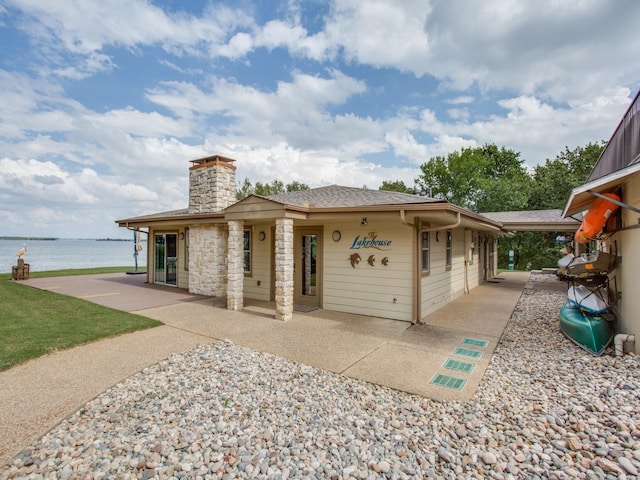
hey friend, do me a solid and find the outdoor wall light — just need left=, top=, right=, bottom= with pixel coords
left=180, top=232, right=185, bottom=240
left=360, top=217, right=368, bottom=226
left=436, top=231, right=440, bottom=242
left=258, top=231, right=266, bottom=241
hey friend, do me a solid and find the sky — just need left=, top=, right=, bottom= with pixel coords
left=1, top=0, right=639, bottom=239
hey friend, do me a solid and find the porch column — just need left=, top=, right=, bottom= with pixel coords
left=275, top=217, right=294, bottom=321
left=227, top=220, right=244, bottom=311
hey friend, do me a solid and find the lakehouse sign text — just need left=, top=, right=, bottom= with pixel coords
left=349, top=232, right=392, bottom=251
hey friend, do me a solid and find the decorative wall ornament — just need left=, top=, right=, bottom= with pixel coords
left=347, top=253, right=391, bottom=268
left=349, top=253, right=361, bottom=268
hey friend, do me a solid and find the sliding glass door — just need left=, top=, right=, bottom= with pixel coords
left=154, top=233, right=177, bottom=286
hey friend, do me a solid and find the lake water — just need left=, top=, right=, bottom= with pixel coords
left=0, top=239, right=147, bottom=274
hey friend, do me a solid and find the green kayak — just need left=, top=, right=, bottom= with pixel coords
left=559, top=301, right=613, bottom=356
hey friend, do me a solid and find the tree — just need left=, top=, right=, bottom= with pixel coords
left=499, top=142, right=605, bottom=270
left=236, top=178, right=309, bottom=200
left=285, top=181, right=310, bottom=192
left=528, top=142, right=605, bottom=209
left=379, top=180, right=413, bottom=193
left=415, top=144, right=531, bottom=212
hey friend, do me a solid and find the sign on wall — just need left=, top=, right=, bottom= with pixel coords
left=348, top=232, right=391, bottom=268
left=349, top=232, right=392, bottom=251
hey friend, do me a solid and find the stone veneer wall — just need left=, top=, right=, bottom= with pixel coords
left=188, top=224, right=228, bottom=296
left=226, top=220, right=244, bottom=311
left=275, top=218, right=294, bottom=321
left=188, top=161, right=236, bottom=214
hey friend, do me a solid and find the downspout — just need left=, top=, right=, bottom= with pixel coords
left=400, top=210, right=420, bottom=324
left=614, top=334, right=635, bottom=356
left=419, top=212, right=461, bottom=233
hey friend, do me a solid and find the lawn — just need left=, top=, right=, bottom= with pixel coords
left=0, top=267, right=163, bottom=371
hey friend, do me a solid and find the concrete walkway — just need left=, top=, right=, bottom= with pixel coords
left=0, top=271, right=529, bottom=466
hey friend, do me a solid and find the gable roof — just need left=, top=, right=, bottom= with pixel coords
left=262, top=185, right=443, bottom=208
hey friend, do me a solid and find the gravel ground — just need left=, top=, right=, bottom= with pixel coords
left=2, top=272, right=639, bottom=480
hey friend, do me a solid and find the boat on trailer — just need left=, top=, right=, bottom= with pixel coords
left=559, top=301, right=614, bottom=356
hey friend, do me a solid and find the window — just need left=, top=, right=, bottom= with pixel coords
left=469, top=234, right=475, bottom=265
left=421, top=231, right=430, bottom=273
left=446, top=230, right=452, bottom=269
left=243, top=229, right=251, bottom=273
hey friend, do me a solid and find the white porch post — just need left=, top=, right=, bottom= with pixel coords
left=227, top=220, right=244, bottom=311
left=275, top=217, right=294, bottom=321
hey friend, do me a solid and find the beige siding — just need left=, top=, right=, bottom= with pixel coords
left=244, top=224, right=272, bottom=301
left=322, top=220, right=414, bottom=321
left=421, top=229, right=475, bottom=318
left=618, top=177, right=640, bottom=353
left=463, top=229, right=481, bottom=290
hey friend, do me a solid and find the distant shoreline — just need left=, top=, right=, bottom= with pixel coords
left=0, top=237, right=59, bottom=241
left=0, top=237, right=140, bottom=241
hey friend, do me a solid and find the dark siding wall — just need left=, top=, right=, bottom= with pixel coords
left=588, top=90, right=640, bottom=181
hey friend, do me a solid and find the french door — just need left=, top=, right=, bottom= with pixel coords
left=154, top=233, right=177, bottom=286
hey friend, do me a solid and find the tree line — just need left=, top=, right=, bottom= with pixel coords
left=237, top=141, right=604, bottom=270
left=407, top=142, right=604, bottom=270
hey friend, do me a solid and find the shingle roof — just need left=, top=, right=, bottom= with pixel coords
left=264, top=185, right=442, bottom=208
left=119, top=208, right=190, bottom=222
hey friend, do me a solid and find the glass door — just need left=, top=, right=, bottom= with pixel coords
left=294, top=228, right=321, bottom=307
left=154, top=233, right=177, bottom=286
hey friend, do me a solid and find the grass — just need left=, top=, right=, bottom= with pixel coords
left=0, top=267, right=163, bottom=371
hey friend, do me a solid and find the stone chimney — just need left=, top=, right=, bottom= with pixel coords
left=188, top=155, right=237, bottom=214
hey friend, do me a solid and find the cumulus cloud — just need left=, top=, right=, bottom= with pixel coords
left=1, top=0, right=638, bottom=237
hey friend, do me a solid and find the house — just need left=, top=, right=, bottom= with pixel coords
left=562, top=89, right=640, bottom=354
left=117, top=155, right=511, bottom=323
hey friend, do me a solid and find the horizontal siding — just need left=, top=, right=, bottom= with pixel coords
left=421, top=230, right=467, bottom=318
left=619, top=177, right=640, bottom=351
left=322, top=220, right=414, bottom=321
left=244, top=224, right=271, bottom=301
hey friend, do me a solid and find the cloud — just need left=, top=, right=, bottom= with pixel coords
left=146, top=70, right=379, bottom=155
left=420, top=0, right=640, bottom=102
left=1, top=0, right=638, bottom=238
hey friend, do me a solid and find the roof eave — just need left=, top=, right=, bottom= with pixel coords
left=562, top=162, right=640, bottom=217
left=116, top=211, right=225, bottom=227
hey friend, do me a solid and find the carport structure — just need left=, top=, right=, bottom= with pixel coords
left=481, top=209, right=580, bottom=232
